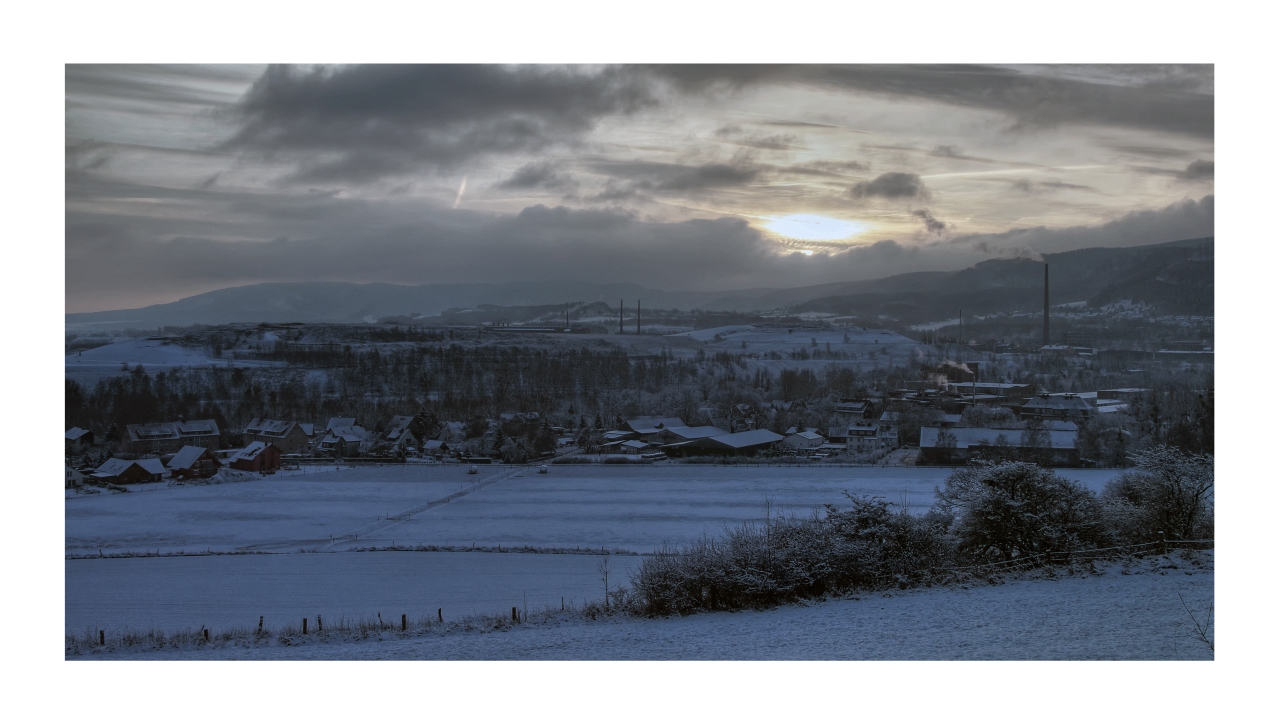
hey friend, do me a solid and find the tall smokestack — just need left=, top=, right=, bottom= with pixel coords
left=619, top=299, right=624, bottom=334
left=1043, top=263, right=1050, bottom=346
left=636, top=299, right=641, bottom=334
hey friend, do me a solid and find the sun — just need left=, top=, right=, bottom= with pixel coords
left=763, top=214, right=868, bottom=242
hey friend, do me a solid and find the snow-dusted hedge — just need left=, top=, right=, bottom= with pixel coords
left=631, top=450, right=1213, bottom=616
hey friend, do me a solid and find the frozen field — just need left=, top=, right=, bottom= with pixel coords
left=66, top=551, right=641, bottom=635
left=66, top=464, right=1125, bottom=555
left=80, top=552, right=1214, bottom=660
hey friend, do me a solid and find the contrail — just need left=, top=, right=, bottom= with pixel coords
left=452, top=176, right=468, bottom=209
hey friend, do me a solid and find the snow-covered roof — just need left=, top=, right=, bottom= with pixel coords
left=167, top=445, right=215, bottom=471
left=299, top=423, right=315, bottom=436
left=421, top=439, right=448, bottom=450
left=789, top=430, right=825, bottom=441
left=65, top=427, right=90, bottom=440
left=126, top=420, right=219, bottom=441
left=664, top=425, right=728, bottom=440
left=621, top=440, right=649, bottom=450
left=94, top=457, right=167, bottom=477
left=703, top=429, right=784, bottom=449
left=231, top=441, right=278, bottom=462
left=326, top=417, right=356, bottom=431
left=321, top=426, right=367, bottom=444
left=244, top=418, right=297, bottom=436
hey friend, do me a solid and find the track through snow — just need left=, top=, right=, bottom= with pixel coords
left=236, top=466, right=526, bottom=552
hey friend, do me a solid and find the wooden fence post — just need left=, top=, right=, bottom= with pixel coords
left=438, top=608, right=443, bottom=623
left=204, top=628, right=209, bottom=642
left=512, top=606, right=518, bottom=622
left=401, top=614, right=406, bottom=631
left=303, top=618, right=308, bottom=634
left=318, top=615, right=323, bottom=632
left=99, top=630, right=104, bottom=646
left=258, top=616, right=263, bottom=634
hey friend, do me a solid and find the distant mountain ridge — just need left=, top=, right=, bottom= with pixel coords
left=65, top=237, right=1212, bottom=330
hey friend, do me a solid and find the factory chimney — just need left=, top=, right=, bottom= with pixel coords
left=1043, top=263, right=1049, bottom=346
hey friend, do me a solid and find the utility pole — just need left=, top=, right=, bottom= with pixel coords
left=958, top=307, right=962, bottom=360
left=619, top=299, right=624, bottom=334
left=636, top=299, right=641, bottom=335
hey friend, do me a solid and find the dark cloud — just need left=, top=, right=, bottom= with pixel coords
left=586, top=159, right=761, bottom=195
left=1007, top=178, right=1100, bottom=195
left=851, top=172, right=929, bottom=199
left=929, top=145, right=998, bottom=163
left=949, top=195, right=1213, bottom=256
left=496, top=161, right=579, bottom=191
left=1131, top=159, right=1214, bottom=180
left=644, top=64, right=1213, bottom=139
left=226, top=65, right=657, bottom=182
left=1179, top=159, right=1214, bottom=180
left=912, top=209, right=949, bottom=235
left=220, top=64, right=1212, bottom=185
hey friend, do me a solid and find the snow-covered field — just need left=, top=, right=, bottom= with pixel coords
left=67, top=464, right=1125, bottom=555
left=66, top=463, right=1147, bottom=653
left=77, top=552, right=1214, bottom=660
left=64, top=337, right=281, bottom=385
left=66, top=551, right=641, bottom=635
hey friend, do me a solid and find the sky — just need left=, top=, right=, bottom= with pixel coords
left=65, top=64, right=1214, bottom=313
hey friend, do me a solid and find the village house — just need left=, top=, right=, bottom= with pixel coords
left=381, top=415, right=419, bottom=452
left=318, top=425, right=368, bottom=457
left=92, top=457, right=167, bottom=484
left=783, top=429, right=826, bottom=450
left=65, top=466, right=85, bottom=488
left=435, top=421, right=466, bottom=443
left=229, top=441, right=283, bottom=472
left=242, top=418, right=312, bottom=455
left=918, top=426, right=1080, bottom=467
left=167, top=445, right=222, bottom=479
left=835, top=399, right=872, bottom=418
left=420, top=439, right=450, bottom=456
left=65, top=427, right=97, bottom=454
left=121, top=419, right=220, bottom=456
left=846, top=423, right=881, bottom=452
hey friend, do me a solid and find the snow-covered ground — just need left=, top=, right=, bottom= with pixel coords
left=64, top=336, right=281, bottom=385
left=76, top=552, right=1214, bottom=660
left=66, top=551, right=641, bottom=635
left=67, top=464, right=1124, bottom=555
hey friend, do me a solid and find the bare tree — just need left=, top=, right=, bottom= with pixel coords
left=596, top=553, right=615, bottom=610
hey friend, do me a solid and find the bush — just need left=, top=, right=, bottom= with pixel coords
left=935, top=461, right=1109, bottom=562
left=631, top=495, right=956, bottom=616
left=1101, top=446, right=1213, bottom=543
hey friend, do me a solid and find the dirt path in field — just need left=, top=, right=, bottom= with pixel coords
left=236, top=466, right=528, bottom=552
